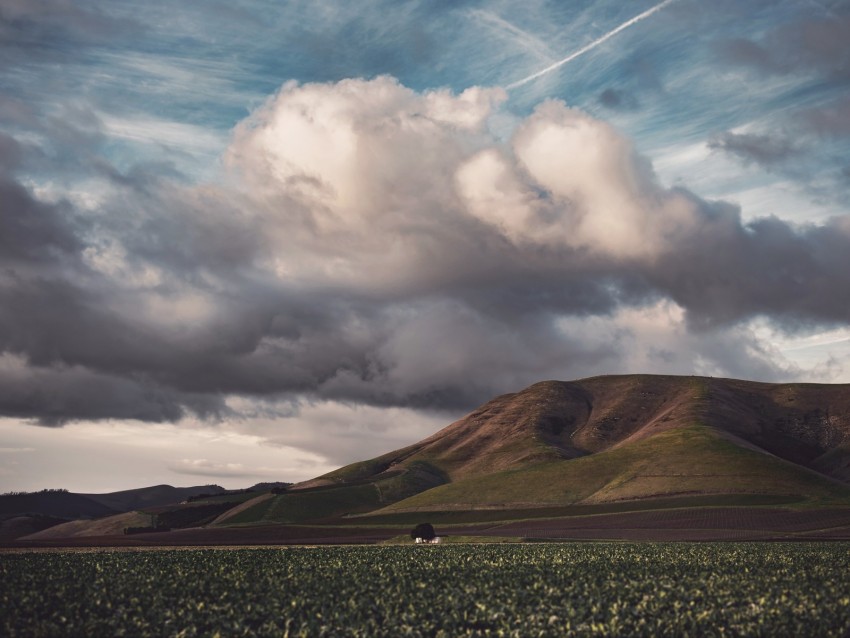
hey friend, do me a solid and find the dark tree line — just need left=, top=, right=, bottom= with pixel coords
left=2, top=489, right=69, bottom=496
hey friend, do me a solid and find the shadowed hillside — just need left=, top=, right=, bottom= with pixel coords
left=251, top=375, right=850, bottom=520
left=0, top=490, right=118, bottom=521
left=82, top=484, right=227, bottom=512
left=9, top=375, right=850, bottom=543
left=0, top=484, right=227, bottom=541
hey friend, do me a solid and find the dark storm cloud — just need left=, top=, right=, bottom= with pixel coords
left=598, top=88, right=638, bottom=111
left=0, top=166, right=231, bottom=424
left=0, top=133, right=22, bottom=170
left=0, top=123, right=236, bottom=424
left=0, top=358, right=224, bottom=426
left=707, top=131, right=799, bottom=167
left=0, top=175, right=84, bottom=263
left=707, top=98, right=850, bottom=202
left=3, top=77, right=850, bottom=426
left=718, top=13, right=850, bottom=79
left=647, top=195, right=850, bottom=328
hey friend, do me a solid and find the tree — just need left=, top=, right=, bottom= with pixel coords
left=410, top=522, right=436, bottom=541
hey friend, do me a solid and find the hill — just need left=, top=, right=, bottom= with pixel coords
left=224, top=375, right=850, bottom=526
left=7, top=374, right=850, bottom=545
left=82, top=484, right=226, bottom=512
left=0, top=490, right=118, bottom=521
left=23, top=511, right=154, bottom=540
left=0, top=484, right=225, bottom=521
left=0, top=484, right=227, bottom=540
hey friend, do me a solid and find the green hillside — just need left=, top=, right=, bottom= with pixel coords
left=14, top=375, right=850, bottom=540
left=262, top=375, right=850, bottom=522
left=217, top=462, right=447, bottom=525
left=376, top=425, right=850, bottom=513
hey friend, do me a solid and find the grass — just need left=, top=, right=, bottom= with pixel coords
left=246, top=375, right=850, bottom=528
left=21, top=511, right=154, bottom=540
left=188, top=491, right=264, bottom=505
left=221, top=484, right=382, bottom=525
left=221, top=462, right=448, bottom=526
left=355, top=494, right=804, bottom=527
left=379, top=425, right=850, bottom=512
left=320, top=456, right=398, bottom=483
left=220, top=425, right=850, bottom=527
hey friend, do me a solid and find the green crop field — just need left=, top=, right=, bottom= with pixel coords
left=2, top=543, right=849, bottom=637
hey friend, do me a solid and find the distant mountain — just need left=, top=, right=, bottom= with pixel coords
left=0, top=490, right=118, bottom=521
left=82, top=484, right=226, bottom=512
left=225, top=375, right=850, bottom=525
left=0, top=485, right=226, bottom=533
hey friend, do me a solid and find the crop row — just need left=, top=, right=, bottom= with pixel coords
left=2, top=543, right=849, bottom=636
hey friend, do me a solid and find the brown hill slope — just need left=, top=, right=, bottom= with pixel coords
left=316, top=375, right=850, bottom=487
left=15, top=376, right=849, bottom=540
left=22, top=511, right=153, bottom=540
left=220, top=375, right=850, bottom=527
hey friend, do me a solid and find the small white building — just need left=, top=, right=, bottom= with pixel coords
left=414, top=536, right=441, bottom=544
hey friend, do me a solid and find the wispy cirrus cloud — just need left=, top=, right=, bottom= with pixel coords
left=466, top=9, right=556, bottom=63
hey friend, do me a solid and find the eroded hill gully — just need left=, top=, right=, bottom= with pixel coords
left=525, top=376, right=714, bottom=456
left=572, top=376, right=850, bottom=474
left=697, top=377, right=850, bottom=470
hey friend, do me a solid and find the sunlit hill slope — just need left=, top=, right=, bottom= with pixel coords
left=222, top=375, right=850, bottom=525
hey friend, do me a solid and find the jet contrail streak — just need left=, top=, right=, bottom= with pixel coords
left=505, top=0, right=677, bottom=90
left=469, top=9, right=556, bottom=63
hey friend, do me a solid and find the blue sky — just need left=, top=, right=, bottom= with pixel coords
left=1, top=0, right=849, bottom=491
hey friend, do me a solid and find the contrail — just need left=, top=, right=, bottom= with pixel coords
left=506, top=0, right=677, bottom=90
left=468, top=9, right=556, bottom=63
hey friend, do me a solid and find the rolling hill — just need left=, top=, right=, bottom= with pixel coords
left=0, top=490, right=119, bottom=521
left=8, top=374, right=850, bottom=545
left=0, top=484, right=226, bottom=541
left=224, top=375, right=850, bottom=525
left=81, top=484, right=227, bottom=512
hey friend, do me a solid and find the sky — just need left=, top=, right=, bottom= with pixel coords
left=1, top=0, right=849, bottom=492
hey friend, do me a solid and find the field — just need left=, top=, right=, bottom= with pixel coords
left=2, top=544, right=850, bottom=636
